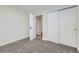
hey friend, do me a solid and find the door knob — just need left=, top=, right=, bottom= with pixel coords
left=29, top=27, right=32, bottom=29
left=74, top=28, right=77, bottom=31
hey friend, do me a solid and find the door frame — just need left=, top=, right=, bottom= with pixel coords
left=36, top=12, right=48, bottom=40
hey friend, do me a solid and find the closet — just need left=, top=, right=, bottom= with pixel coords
left=47, top=6, right=77, bottom=48
left=59, top=7, right=77, bottom=48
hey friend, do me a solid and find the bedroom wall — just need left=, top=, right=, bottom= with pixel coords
left=0, top=6, right=29, bottom=46
left=77, top=6, right=79, bottom=51
left=42, top=13, right=48, bottom=40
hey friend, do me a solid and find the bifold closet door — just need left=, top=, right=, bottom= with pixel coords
left=47, top=11, right=59, bottom=43
left=60, top=7, right=77, bottom=48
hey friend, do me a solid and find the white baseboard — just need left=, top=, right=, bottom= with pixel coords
left=77, top=48, right=79, bottom=52
left=0, top=36, right=29, bottom=47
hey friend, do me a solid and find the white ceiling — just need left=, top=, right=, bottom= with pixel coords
left=14, top=5, right=74, bottom=15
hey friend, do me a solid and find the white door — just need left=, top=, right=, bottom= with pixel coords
left=47, top=11, right=59, bottom=43
left=60, top=7, right=77, bottom=48
left=29, top=13, right=36, bottom=40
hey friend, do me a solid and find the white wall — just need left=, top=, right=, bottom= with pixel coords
left=0, top=6, right=29, bottom=46
left=42, top=13, right=48, bottom=40
left=47, top=11, right=59, bottom=43
left=77, top=6, right=79, bottom=51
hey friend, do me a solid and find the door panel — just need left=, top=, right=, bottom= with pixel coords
left=60, top=7, right=77, bottom=48
left=47, top=11, right=59, bottom=43
left=29, top=13, right=36, bottom=40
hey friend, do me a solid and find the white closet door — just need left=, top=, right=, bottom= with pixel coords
left=60, top=7, right=77, bottom=48
left=47, top=11, right=59, bottom=43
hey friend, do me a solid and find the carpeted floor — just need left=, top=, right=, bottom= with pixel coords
left=0, top=37, right=78, bottom=53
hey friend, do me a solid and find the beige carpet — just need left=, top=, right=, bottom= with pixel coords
left=0, top=37, right=78, bottom=53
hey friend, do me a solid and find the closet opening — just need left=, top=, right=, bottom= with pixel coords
left=36, top=15, right=43, bottom=40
